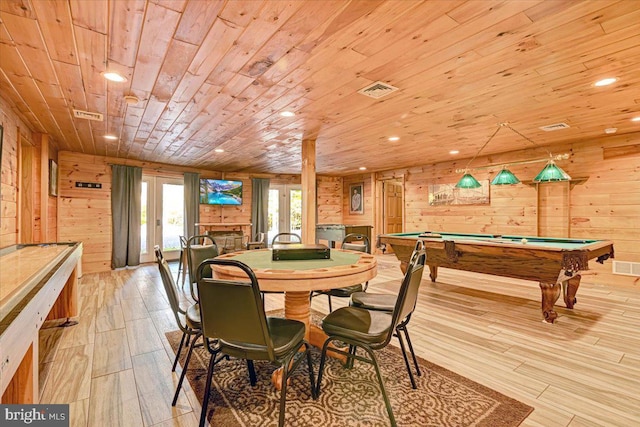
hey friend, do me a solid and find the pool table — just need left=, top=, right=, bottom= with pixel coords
left=378, top=232, right=614, bottom=323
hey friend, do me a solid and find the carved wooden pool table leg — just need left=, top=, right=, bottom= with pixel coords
left=539, top=281, right=562, bottom=323
left=562, top=275, right=581, bottom=309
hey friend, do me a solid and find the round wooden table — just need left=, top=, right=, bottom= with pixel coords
left=212, top=248, right=377, bottom=388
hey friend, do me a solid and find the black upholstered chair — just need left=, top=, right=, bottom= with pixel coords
left=271, top=232, right=301, bottom=246
left=186, top=234, right=218, bottom=301
left=154, top=246, right=202, bottom=402
left=316, top=241, right=426, bottom=426
left=350, top=275, right=422, bottom=388
left=196, top=258, right=317, bottom=427
left=311, top=233, right=370, bottom=312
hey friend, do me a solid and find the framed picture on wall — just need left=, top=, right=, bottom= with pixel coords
left=349, top=182, right=364, bottom=214
left=49, top=159, right=58, bottom=196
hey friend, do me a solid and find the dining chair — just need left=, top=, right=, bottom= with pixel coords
left=311, top=233, right=370, bottom=312
left=350, top=262, right=422, bottom=388
left=196, top=258, right=317, bottom=427
left=154, top=246, right=202, bottom=403
left=186, top=234, right=218, bottom=301
left=316, top=241, right=426, bottom=426
left=176, top=235, right=188, bottom=286
left=271, top=232, right=301, bottom=246
left=246, top=232, right=266, bottom=250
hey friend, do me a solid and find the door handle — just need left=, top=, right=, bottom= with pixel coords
left=156, top=219, right=161, bottom=226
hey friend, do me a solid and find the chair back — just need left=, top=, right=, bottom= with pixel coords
left=341, top=233, right=370, bottom=253
left=154, top=246, right=188, bottom=332
left=186, top=235, right=218, bottom=300
left=389, top=241, right=426, bottom=339
left=271, top=232, right=301, bottom=245
left=179, top=235, right=188, bottom=250
left=196, top=258, right=276, bottom=360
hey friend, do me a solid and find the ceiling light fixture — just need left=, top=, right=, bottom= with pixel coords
left=455, top=122, right=571, bottom=188
left=604, top=128, right=617, bottom=134
left=449, top=150, right=459, bottom=155
left=214, top=148, right=224, bottom=153
left=631, top=116, right=640, bottom=122
left=104, top=134, right=118, bottom=140
left=388, top=136, right=400, bottom=141
left=103, top=71, right=127, bottom=82
left=359, top=166, right=367, bottom=170
left=594, top=77, right=617, bottom=87
left=280, top=111, right=295, bottom=117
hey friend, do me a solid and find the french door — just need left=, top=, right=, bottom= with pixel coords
left=140, top=175, right=184, bottom=263
left=268, top=184, right=302, bottom=245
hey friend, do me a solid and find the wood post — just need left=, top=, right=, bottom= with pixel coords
left=301, top=139, right=316, bottom=245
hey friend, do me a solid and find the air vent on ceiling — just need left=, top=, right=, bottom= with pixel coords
left=357, top=81, right=399, bottom=99
left=73, top=109, right=103, bottom=121
left=539, top=122, right=570, bottom=131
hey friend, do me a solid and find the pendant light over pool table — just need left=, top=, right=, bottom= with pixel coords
left=455, top=123, right=571, bottom=188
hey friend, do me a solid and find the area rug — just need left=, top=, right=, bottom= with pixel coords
left=166, top=310, right=533, bottom=427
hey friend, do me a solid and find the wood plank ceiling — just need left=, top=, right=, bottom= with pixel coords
left=1, top=0, right=639, bottom=175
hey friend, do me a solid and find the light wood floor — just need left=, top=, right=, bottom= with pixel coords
left=38, top=254, right=640, bottom=427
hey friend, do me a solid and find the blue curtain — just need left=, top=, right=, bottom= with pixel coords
left=184, top=172, right=200, bottom=238
left=251, top=178, right=270, bottom=239
left=111, top=165, right=142, bottom=268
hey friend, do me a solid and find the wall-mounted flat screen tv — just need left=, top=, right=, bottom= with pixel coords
left=199, top=179, right=243, bottom=205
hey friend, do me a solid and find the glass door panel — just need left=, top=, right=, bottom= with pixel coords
left=268, top=184, right=301, bottom=246
left=267, top=188, right=280, bottom=246
left=140, top=175, right=184, bottom=263
left=289, top=188, right=302, bottom=235
left=161, top=182, right=184, bottom=252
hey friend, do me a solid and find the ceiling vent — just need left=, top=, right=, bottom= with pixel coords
left=539, top=122, right=570, bottom=131
left=357, top=81, right=399, bottom=99
left=73, top=109, right=103, bottom=121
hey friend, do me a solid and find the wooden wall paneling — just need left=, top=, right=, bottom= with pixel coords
left=537, top=181, right=570, bottom=238
left=316, top=175, right=342, bottom=224
left=19, top=132, right=34, bottom=243
left=39, top=134, right=49, bottom=241
left=1, top=97, right=24, bottom=247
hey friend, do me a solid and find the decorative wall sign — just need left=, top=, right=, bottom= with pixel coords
left=75, top=182, right=102, bottom=189
left=349, top=182, right=364, bottom=214
left=428, top=180, right=490, bottom=206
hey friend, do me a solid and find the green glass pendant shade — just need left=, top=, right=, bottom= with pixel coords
left=491, top=168, right=520, bottom=185
left=456, top=173, right=482, bottom=189
left=533, top=161, right=571, bottom=182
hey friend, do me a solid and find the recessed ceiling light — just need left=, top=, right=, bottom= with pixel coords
left=280, top=111, right=295, bottom=117
left=103, top=71, right=127, bottom=82
left=388, top=136, right=400, bottom=141
left=631, top=116, right=640, bottom=122
left=214, top=148, right=224, bottom=153
left=359, top=167, right=367, bottom=171
left=594, top=77, right=617, bottom=87
left=449, top=150, right=459, bottom=155
left=104, top=134, right=118, bottom=140
left=604, top=128, right=617, bottom=134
